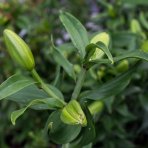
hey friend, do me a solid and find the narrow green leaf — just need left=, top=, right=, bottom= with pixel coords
left=51, top=43, right=76, bottom=80
left=111, top=32, right=137, bottom=50
left=0, top=74, right=35, bottom=100
left=89, top=32, right=110, bottom=60
left=11, top=98, right=62, bottom=125
left=116, top=104, right=136, bottom=119
left=84, top=41, right=113, bottom=68
left=53, top=65, right=61, bottom=86
left=114, top=50, right=148, bottom=62
left=88, top=42, right=113, bottom=64
left=11, top=108, right=26, bottom=125
left=121, top=0, right=148, bottom=5
left=48, top=84, right=64, bottom=100
left=84, top=44, right=96, bottom=62
left=90, top=50, right=148, bottom=65
left=139, top=12, right=148, bottom=30
left=7, top=85, right=49, bottom=109
left=6, top=84, right=64, bottom=110
left=80, top=69, right=134, bottom=101
left=60, top=11, right=89, bottom=58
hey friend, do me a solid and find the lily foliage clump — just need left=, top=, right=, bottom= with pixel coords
left=0, top=11, right=148, bottom=147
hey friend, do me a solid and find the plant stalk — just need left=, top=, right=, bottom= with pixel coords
left=31, top=69, right=66, bottom=106
left=71, top=67, right=86, bottom=100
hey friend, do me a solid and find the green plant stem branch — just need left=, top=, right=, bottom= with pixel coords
left=71, top=67, right=86, bottom=100
left=31, top=69, right=66, bottom=106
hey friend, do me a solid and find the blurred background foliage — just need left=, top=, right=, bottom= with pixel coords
left=0, top=0, right=148, bottom=147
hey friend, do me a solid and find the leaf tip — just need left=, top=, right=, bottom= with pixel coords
left=11, top=114, right=16, bottom=126
left=111, top=59, right=114, bottom=64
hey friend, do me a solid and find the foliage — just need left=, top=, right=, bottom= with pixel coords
left=0, top=0, right=148, bottom=148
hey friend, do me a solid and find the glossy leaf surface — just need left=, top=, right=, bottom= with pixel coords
left=11, top=98, right=63, bottom=125
left=0, top=74, right=35, bottom=100
left=80, top=69, right=134, bottom=101
left=52, top=43, right=76, bottom=80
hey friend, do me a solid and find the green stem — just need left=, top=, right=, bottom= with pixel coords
left=31, top=69, right=66, bottom=106
left=71, top=67, right=86, bottom=100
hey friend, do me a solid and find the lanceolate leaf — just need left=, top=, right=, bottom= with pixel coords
left=80, top=69, right=134, bottom=101
left=89, top=50, right=148, bottom=65
left=139, top=12, right=148, bottom=30
left=86, top=42, right=113, bottom=64
left=0, top=74, right=35, bottom=100
left=95, top=41, right=113, bottom=64
left=114, top=50, right=148, bottom=62
left=6, top=84, right=64, bottom=110
left=48, top=84, right=64, bottom=100
left=51, top=43, right=76, bottom=80
left=121, top=0, right=148, bottom=5
left=11, top=98, right=62, bottom=125
left=60, top=11, right=89, bottom=58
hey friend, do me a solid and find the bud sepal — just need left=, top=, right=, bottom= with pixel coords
left=60, top=100, right=87, bottom=127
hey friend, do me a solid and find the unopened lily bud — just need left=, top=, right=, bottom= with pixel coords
left=116, top=60, right=129, bottom=73
left=130, top=19, right=142, bottom=34
left=90, top=32, right=110, bottom=60
left=74, top=64, right=81, bottom=74
left=60, top=100, right=87, bottom=127
left=3, top=29, right=35, bottom=71
left=130, top=19, right=146, bottom=39
left=141, top=40, right=148, bottom=53
left=88, top=101, right=104, bottom=115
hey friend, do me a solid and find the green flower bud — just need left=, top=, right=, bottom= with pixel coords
left=74, top=64, right=81, bottom=74
left=141, top=40, right=148, bottom=53
left=97, top=66, right=106, bottom=80
left=130, top=19, right=142, bottom=34
left=60, top=100, right=87, bottom=127
left=116, top=60, right=129, bottom=73
left=90, top=32, right=110, bottom=60
left=130, top=19, right=146, bottom=39
left=88, top=101, right=104, bottom=115
left=108, top=5, right=116, bottom=17
left=3, top=29, right=35, bottom=71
